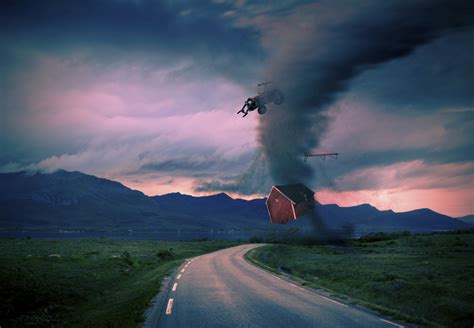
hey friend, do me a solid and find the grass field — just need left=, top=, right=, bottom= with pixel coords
left=0, top=238, right=240, bottom=327
left=246, top=230, right=474, bottom=328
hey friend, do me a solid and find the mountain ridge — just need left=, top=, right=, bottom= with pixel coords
left=1, top=170, right=472, bottom=235
left=457, top=215, right=474, bottom=225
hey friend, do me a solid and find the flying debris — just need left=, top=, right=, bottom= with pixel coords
left=265, top=183, right=316, bottom=224
left=237, top=82, right=284, bottom=118
left=304, top=152, right=339, bottom=162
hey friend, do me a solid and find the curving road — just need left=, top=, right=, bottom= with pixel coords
left=154, top=244, right=404, bottom=328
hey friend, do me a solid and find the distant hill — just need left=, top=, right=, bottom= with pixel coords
left=457, top=214, right=474, bottom=225
left=152, top=193, right=471, bottom=234
left=153, top=194, right=472, bottom=233
left=0, top=170, right=163, bottom=230
left=1, top=170, right=472, bottom=236
left=150, top=192, right=267, bottom=228
left=312, top=204, right=472, bottom=234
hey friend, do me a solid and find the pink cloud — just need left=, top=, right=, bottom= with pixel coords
left=317, top=187, right=473, bottom=218
left=320, top=97, right=446, bottom=152
left=335, top=160, right=474, bottom=191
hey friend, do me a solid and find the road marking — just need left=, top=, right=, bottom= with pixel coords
left=165, top=298, right=174, bottom=315
left=318, top=294, right=349, bottom=308
left=177, top=274, right=182, bottom=280
left=181, top=268, right=185, bottom=273
left=380, top=319, right=404, bottom=328
left=289, top=283, right=304, bottom=290
left=246, top=251, right=350, bottom=309
left=172, top=283, right=178, bottom=292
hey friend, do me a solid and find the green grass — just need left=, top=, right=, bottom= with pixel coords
left=0, top=238, right=241, bottom=327
left=247, top=231, right=474, bottom=327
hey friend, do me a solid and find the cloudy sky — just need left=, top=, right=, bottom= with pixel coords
left=1, top=0, right=473, bottom=217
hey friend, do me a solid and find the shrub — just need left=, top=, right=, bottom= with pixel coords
left=358, top=231, right=410, bottom=243
left=121, top=251, right=134, bottom=266
left=156, top=248, right=174, bottom=261
left=249, top=235, right=263, bottom=243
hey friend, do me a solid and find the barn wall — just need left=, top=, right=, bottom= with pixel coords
left=266, top=189, right=295, bottom=224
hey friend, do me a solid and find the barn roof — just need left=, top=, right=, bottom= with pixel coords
left=274, top=183, right=314, bottom=204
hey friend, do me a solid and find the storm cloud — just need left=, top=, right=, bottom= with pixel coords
left=253, top=0, right=474, bottom=188
left=1, top=0, right=473, bottom=216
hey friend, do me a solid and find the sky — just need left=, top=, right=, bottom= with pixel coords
left=1, top=0, right=473, bottom=217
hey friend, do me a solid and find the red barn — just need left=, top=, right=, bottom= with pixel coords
left=265, top=183, right=316, bottom=224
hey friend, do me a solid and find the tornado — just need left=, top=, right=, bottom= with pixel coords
left=257, top=0, right=473, bottom=240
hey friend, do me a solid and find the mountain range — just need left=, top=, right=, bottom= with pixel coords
left=457, top=215, right=474, bottom=225
left=0, top=170, right=471, bottom=237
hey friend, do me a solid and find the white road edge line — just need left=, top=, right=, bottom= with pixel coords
left=165, top=298, right=174, bottom=315
left=317, top=294, right=349, bottom=308
left=177, top=274, right=182, bottom=280
left=249, top=257, right=349, bottom=309
left=290, top=283, right=304, bottom=290
left=380, top=318, right=404, bottom=328
left=172, top=283, right=178, bottom=292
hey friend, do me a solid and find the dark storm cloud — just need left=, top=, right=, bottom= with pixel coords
left=0, top=0, right=264, bottom=82
left=444, top=110, right=474, bottom=128
left=195, top=181, right=248, bottom=194
left=194, top=171, right=272, bottom=195
left=194, top=151, right=273, bottom=195
left=137, top=149, right=258, bottom=181
left=1, top=0, right=473, bottom=208
left=0, top=0, right=265, bottom=176
left=1, top=0, right=248, bottom=51
left=351, top=29, right=474, bottom=111
left=171, top=0, right=474, bottom=196
left=141, top=159, right=216, bottom=174
left=256, top=0, right=474, bottom=189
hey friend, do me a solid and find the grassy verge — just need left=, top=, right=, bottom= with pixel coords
left=0, top=238, right=241, bottom=327
left=246, top=231, right=474, bottom=328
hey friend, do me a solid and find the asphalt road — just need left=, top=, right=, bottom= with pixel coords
left=155, top=244, right=404, bottom=328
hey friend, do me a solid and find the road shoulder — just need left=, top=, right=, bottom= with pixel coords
left=244, top=245, right=411, bottom=328
left=140, top=263, right=182, bottom=328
